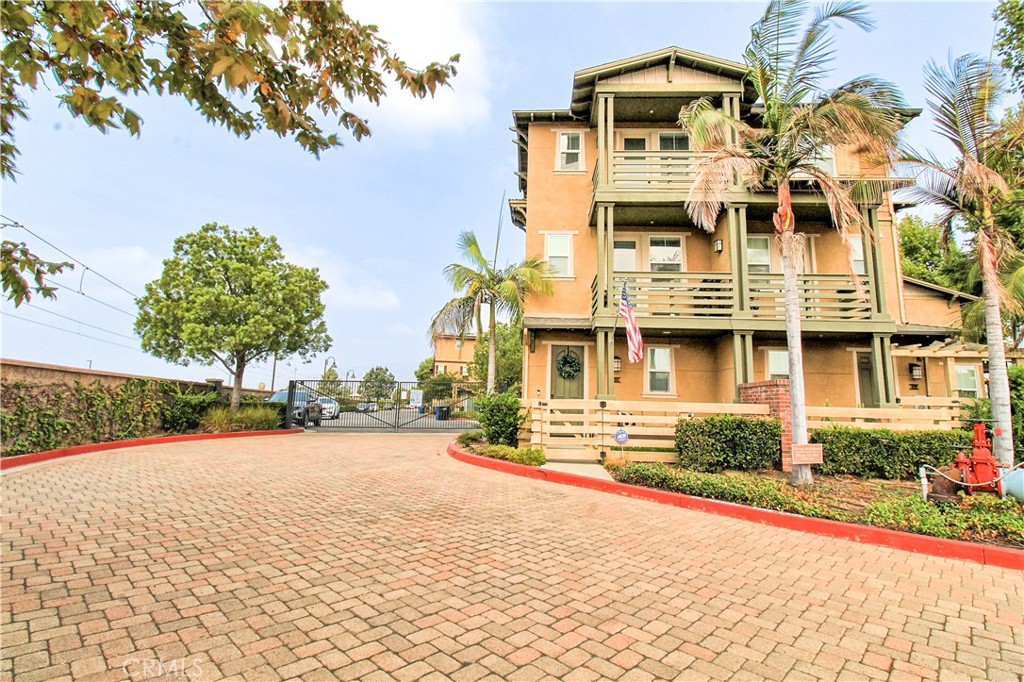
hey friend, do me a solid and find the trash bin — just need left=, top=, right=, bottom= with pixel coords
left=435, top=405, right=450, bottom=421
left=418, top=404, right=425, bottom=415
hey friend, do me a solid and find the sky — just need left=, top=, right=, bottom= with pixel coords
left=0, top=0, right=1010, bottom=390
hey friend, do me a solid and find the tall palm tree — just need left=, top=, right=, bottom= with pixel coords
left=902, top=55, right=1023, bottom=466
left=431, top=230, right=551, bottom=394
left=679, top=0, right=906, bottom=485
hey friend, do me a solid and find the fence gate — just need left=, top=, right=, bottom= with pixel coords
left=284, top=379, right=484, bottom=432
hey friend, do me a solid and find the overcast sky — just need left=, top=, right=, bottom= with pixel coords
left=0, top=1, right=1010, bottom=389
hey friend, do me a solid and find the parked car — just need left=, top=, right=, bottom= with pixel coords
left=318, top=397, right=339, bottom=419
left=356, top=402, right=377, bottom=412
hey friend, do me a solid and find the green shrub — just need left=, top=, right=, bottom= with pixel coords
left=811, top=426, right=970, bottom=480
left=456, top=431, right=484, bottom=447
left=675, top=415, right=781, bottom=472
left=476, top=444, right=545, bottom=467
left=162, top=391, right=219, bottom=432
left=200, top=407, right=234, bottom=433
left=613, top=462, right=829, bottom=517
left=233, top=406, right=282, bottom=431
left=865, top=494, right=1024, bottom=545
left=258, top=400, right=289, bottom=423
left=476, top=392, right=524, bottom=447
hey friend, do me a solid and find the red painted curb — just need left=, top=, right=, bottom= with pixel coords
left=447, top=443, right=1024, bottom=571
left=1, top=429, right=304, bottom=471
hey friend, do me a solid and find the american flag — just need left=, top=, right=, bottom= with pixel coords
left=618, top=283, right=644, bottom=363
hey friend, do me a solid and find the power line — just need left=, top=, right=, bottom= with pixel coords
left=0, top=214, right=142, bottom=299
left=2, top=312, right=141, bottom=351
left=24, top=303, right=138, bottom=340
left=42, top=277, right=137, bottom=318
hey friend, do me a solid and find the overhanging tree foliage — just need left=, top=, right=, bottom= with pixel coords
left=470, top=322, right=523, bottom=390
left=995, top=0, right=1024, bottom=96
left=1, top=0, right=458, bottom=305
left=136, top=223, right=331, bottom=412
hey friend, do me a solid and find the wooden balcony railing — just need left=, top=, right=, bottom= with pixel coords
left=592, top=271, right=874, bottom=323
left=608, top=151, right=709, bottom=190
left=747, top=273, right=872, bottom=321
left=594, top=272, right=735, bottom=318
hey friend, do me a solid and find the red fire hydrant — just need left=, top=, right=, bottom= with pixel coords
left=955, top=422, right=1003, bottom=496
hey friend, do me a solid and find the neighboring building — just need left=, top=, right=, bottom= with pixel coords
left=510, top=47, right=1010, bottom=408
left=432, top=333, right=476, bottom=379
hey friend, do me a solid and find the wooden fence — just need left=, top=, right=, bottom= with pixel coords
left=521, top=399, right=770, bottom=463
left=522, top=397, right=968, bottom=463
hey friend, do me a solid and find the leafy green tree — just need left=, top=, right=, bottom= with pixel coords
left=897, top=214, right=972, bottom=292
left=431, top=231, right=551, bottom=394
left=1, top=0, right=457, bottom=305
left=422, top=373, right=456, bottom=403
left=901, top=55, right=1023, bottom=465
left=320, top=365, right=340, bottom=398
left=415, top=357, right=434, bottom=385
left=995, top=0, right=1024, bottom=96
left=360, top=366, right=395, bottom=402
left=136, top=223, right=330, bottom=412
left=470, top=322, right=523, bottom=390
left=0, top=239, right=71, bottom=306
left=679, top=0, right=906, bottom=485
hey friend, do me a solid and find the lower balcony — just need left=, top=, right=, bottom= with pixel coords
left=591, top=271, right=888, bottom=333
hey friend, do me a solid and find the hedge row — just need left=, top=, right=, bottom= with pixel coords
left=475, top=444, right=546, bottom=467
left=810, top=426, right=971, bottom=480
left=674, top=415, right=974, bottom=481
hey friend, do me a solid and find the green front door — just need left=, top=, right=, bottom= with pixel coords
left=551, top=345, right=585, bottom=399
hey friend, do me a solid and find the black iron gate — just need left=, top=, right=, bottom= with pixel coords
left=283, top=379, right=485, bottom=432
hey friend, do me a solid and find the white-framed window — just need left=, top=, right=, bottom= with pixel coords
left=461, top=365, right=469, bottom=377
left=659, top=132, right=689, bottom=151
left=649, top=236, right=683, bottom=272
left=767, top=349, right=789, bottom=380
left=748, top=236, right=772, bottom=274
left=455, top=339, right=463, bottom=349
left=849, top=236, right=867, bottom=275
left=623, top=137, right=647, bottom=152
left=807, top=145, right=836, bottom=175
left=646, top=346, right=673, bottom=394
left=956, top=365, right=980, bottom=398
left=613, top=240, right=637, bottom=272
left=556, top=131, right=584, bottom=171
left=544, top=233, right=573, bottom=277
left=436, top=364, right=447, bottom=375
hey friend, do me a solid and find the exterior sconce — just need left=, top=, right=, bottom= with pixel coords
left=909, top=363, right=923, bottom=380
left=614, top=356, right=622, bottom=372
left=713, top=239, right=724, bottom=254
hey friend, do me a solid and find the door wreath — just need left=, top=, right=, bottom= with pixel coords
left=556, top=351, right=581, bottom=380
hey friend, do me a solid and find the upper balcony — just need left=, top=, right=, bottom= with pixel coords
left=591, top=271, right=890, bottom=334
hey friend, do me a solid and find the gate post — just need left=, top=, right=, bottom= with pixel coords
left=285, top=380, right=296, bottom=429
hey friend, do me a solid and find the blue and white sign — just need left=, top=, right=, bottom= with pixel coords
left=614, top=428, right=629, bottom=445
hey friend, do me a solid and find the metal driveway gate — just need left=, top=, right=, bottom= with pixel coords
left=284, top=379, right=484, bottom=432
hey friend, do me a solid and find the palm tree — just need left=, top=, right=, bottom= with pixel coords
left=431, top=231, right=551, bottom=394
left=679, top=0, right=906, bottom=485
left=902, top=56, right=1023, bottom=466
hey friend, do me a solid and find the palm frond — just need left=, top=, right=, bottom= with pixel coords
left=783, top=1, right=875, bottom=104
left=922, top=55, right=1002, bottom=162
left=686, top=150, right=766, bottom=232
left=429, top=295, right=477, bottom=340
left=678, top=97, right=753, bottom=149
left=456, top=230, right=492, bottom=274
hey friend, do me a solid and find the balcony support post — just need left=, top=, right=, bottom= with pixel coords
left=728, top=204, right=749, bottom=311
left=862, top=206, right=888, bottom=317
left=605, top=205, right=616, bottom=297
left=596, top=329, right=608, bottom=398
left=732, top=333, right=755, bottom=400
left=606, top=330, right=617, bottom=399
left=597, top=204, right=607, bottom=309
left=606, top=95, right=615, bottom=186
left=878, top=334, right=897, bottom=404
left=597, top=94, right=613, bottom=187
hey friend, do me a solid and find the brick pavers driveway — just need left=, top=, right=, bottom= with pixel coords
left=2, top=434, right=1021, bottom=681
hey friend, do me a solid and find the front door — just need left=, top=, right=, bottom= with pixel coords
left=551, top=345, right=585, bottom=399
left=857, top=352, right=879, bottom=407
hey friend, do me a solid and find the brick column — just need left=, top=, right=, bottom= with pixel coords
left=739, top=380, right=793, bottom=472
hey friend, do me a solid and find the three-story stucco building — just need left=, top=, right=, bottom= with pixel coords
left=510, top=47, right=994, bottom=409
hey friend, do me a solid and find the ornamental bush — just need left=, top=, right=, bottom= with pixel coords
left=476, top=444, right=546, bottom=467
left=162, top=391, right=219, bottom=432
left=675, top=415, right=781, bottom=472
left=864, top=494, right=1024, bottom=544
left=476, top=392, right=524, bottom=447
left=810, top=426, right=970, bottom=480
left=612, top=462, right=828, bottom=517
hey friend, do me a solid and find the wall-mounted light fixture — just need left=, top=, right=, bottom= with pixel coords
left=909, top=363, right=923, bottom=380
left=614, top=356, right=622, bottom=372
left=713, top=239, right=724, bottom=254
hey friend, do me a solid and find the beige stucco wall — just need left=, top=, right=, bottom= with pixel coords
left=433, top=336, right=476, bottom=377
left=751, top=340, right=862, bottom=407
left=902, top=284, right=964, bottom=328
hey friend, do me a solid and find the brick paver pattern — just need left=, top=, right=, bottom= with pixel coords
left=2, top=434, right=1022, bottom=681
